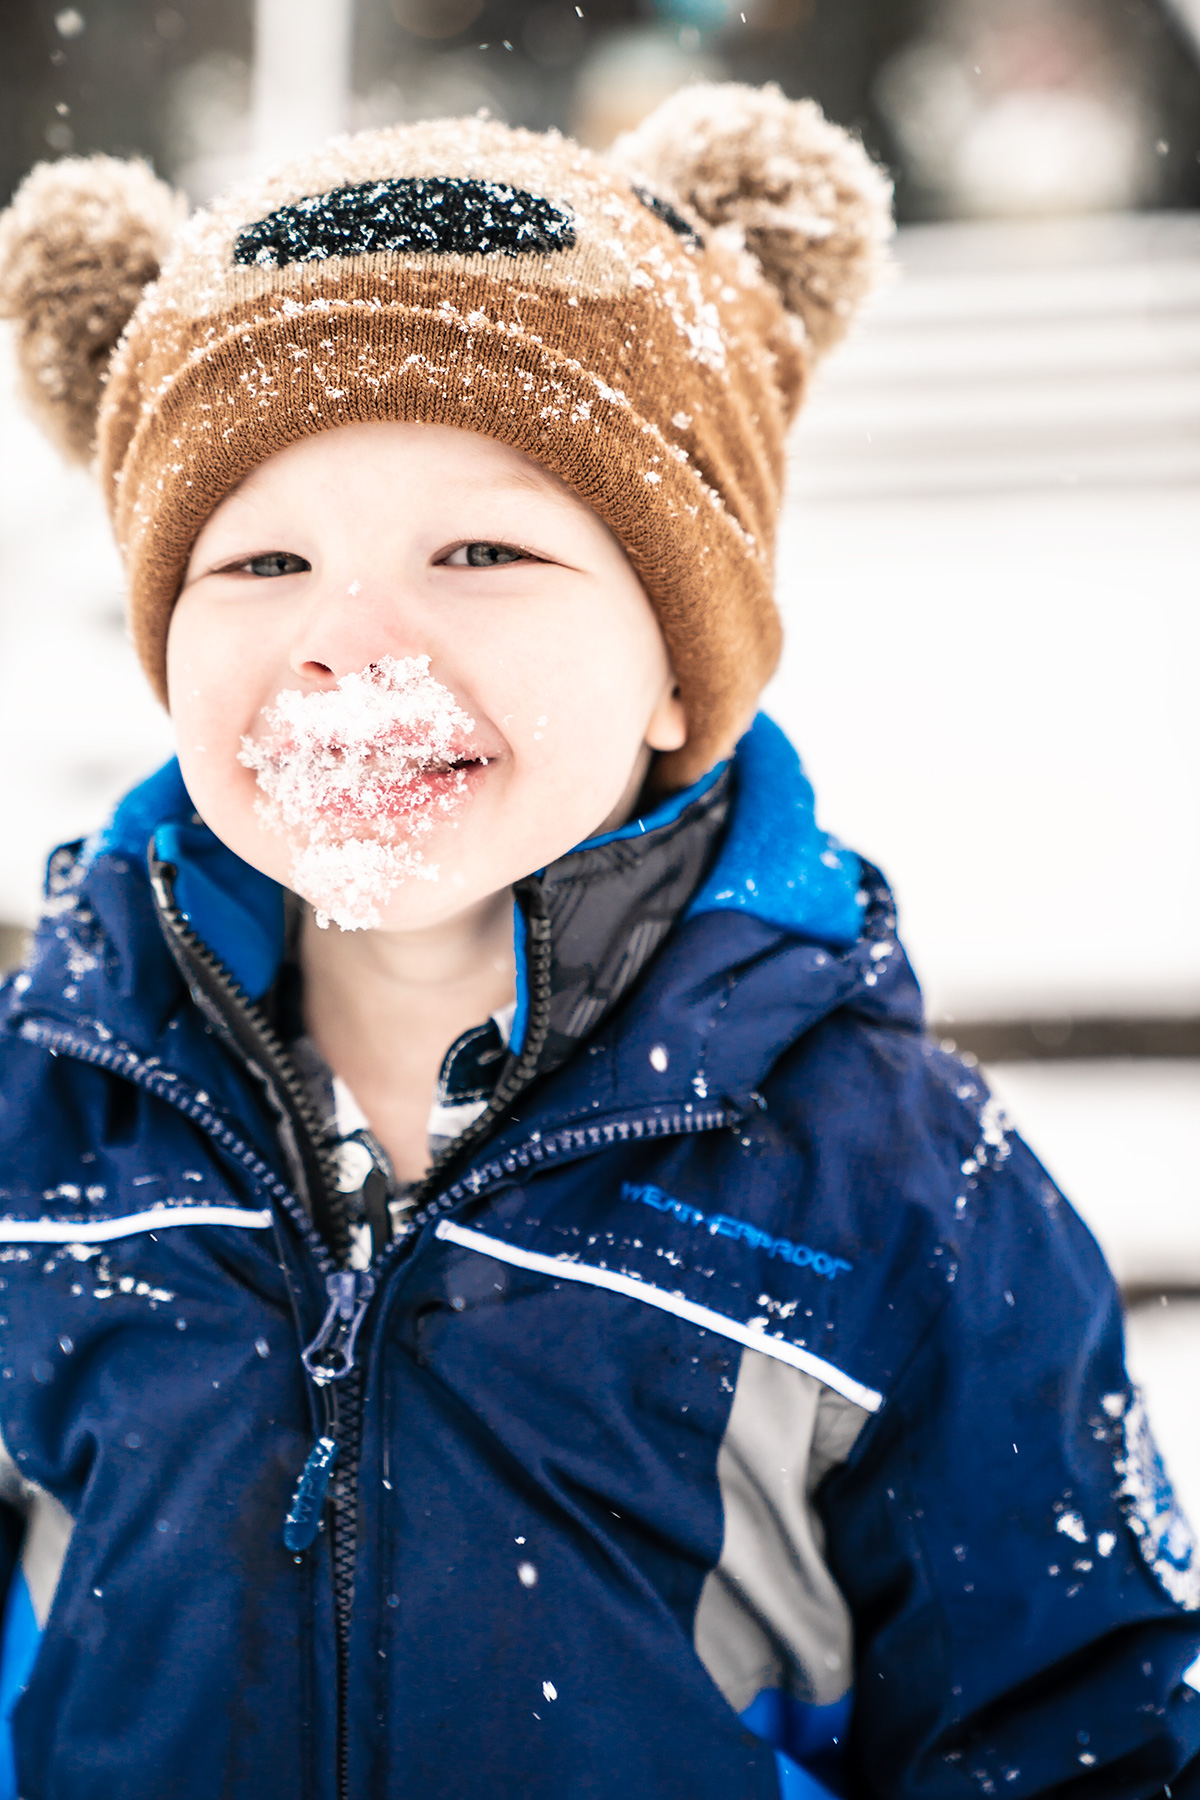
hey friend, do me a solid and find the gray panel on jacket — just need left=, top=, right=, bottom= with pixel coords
left=694, top=1346, right=869, bottom=1714
left=0, top=1425, right=75, bottom=1629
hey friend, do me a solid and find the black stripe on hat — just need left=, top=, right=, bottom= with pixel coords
left=234, top=176, right=576, bottom=269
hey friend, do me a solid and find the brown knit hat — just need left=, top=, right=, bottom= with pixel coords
left=0, top=85, right=891, bottom=786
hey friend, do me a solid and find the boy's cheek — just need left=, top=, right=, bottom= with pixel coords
left=169, top=637, right=274, bottom=795
left=170, top=690, right=270, bottom=855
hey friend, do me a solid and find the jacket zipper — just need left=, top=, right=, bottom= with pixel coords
left=319, top=880, right=555, bottom=1800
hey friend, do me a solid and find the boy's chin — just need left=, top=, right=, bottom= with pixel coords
left=284, top=852, right=509, bottom=937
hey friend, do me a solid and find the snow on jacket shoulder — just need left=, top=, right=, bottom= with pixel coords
left=0, top=715, right=1198, bottom=1800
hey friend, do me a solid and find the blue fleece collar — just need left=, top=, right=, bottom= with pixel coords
left=87, top=713, right=863, bottom=1004
left=92, top=760, right=286, bottom=1003
left=688, top=714, right=864, bottom=944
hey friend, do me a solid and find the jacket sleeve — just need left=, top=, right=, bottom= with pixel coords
left=819, top=1129, right=1200, bottom=1800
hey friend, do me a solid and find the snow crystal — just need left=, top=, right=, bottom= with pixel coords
left=517, top=1561, right=538, bottom=1587
left=1114, top=1392, right=1200, bottom=1609
left=979, top=1097, right=1004, bottom=1143
left=238, top=655, right=475, bottom=931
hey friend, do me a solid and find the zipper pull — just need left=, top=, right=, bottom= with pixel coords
left=301, top=1269, right=377, bottom=1385
left=283, top=1435, right=339, bottom=1552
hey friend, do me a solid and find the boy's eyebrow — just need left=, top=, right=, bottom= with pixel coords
left=482, top=464, right=573, bottom=503
left=199, top=452, right=570, bottom=532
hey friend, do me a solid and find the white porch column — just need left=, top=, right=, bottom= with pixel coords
left=252, top=0, right=354, bottom=166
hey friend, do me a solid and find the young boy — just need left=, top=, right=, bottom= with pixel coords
left=0, top=84, right=1197, bottom=1800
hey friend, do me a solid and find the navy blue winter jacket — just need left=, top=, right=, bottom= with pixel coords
left=0, top=715, right=1198, bottom=1800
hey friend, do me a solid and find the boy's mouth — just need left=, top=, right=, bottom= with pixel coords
left=321, top=752, right=489, bottom=825
left=236, top=654, right=482, bottom=929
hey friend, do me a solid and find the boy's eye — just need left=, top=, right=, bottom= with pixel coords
left=443, top=542, right=527, bottom=568
left=243, top=551, right=311, bottom=577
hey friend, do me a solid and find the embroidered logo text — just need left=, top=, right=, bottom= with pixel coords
left=621, top=1182, right=852, bottom=1280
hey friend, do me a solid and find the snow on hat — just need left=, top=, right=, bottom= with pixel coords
left=0, top=87, right=892, bottom=786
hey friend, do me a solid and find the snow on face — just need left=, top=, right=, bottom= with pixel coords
left=238, top=655, right=476, bottom=930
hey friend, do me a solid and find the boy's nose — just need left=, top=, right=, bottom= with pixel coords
left=288, top=575, right=423, bottom=685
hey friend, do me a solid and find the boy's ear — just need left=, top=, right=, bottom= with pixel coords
left=0, top=156, right=185, bottom=465
left=609, top=81, right=893, bottom=362
left=645, top=679, right=688, bottom=756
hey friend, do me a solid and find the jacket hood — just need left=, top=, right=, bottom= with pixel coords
left=2, top=714, right=923, bottom=1139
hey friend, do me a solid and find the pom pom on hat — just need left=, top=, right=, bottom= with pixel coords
left=611, top=81, right=893, bottom=358
left=0, top=155, right=184, bottom=464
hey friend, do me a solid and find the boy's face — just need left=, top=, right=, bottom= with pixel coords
left=168, top=422, right=686, bottom=931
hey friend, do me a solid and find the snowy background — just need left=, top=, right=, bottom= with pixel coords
left=1, top=0, right=1198, bottom=1512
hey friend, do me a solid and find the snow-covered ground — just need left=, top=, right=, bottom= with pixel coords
left=768, top=209, right=1200, bottom=1024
